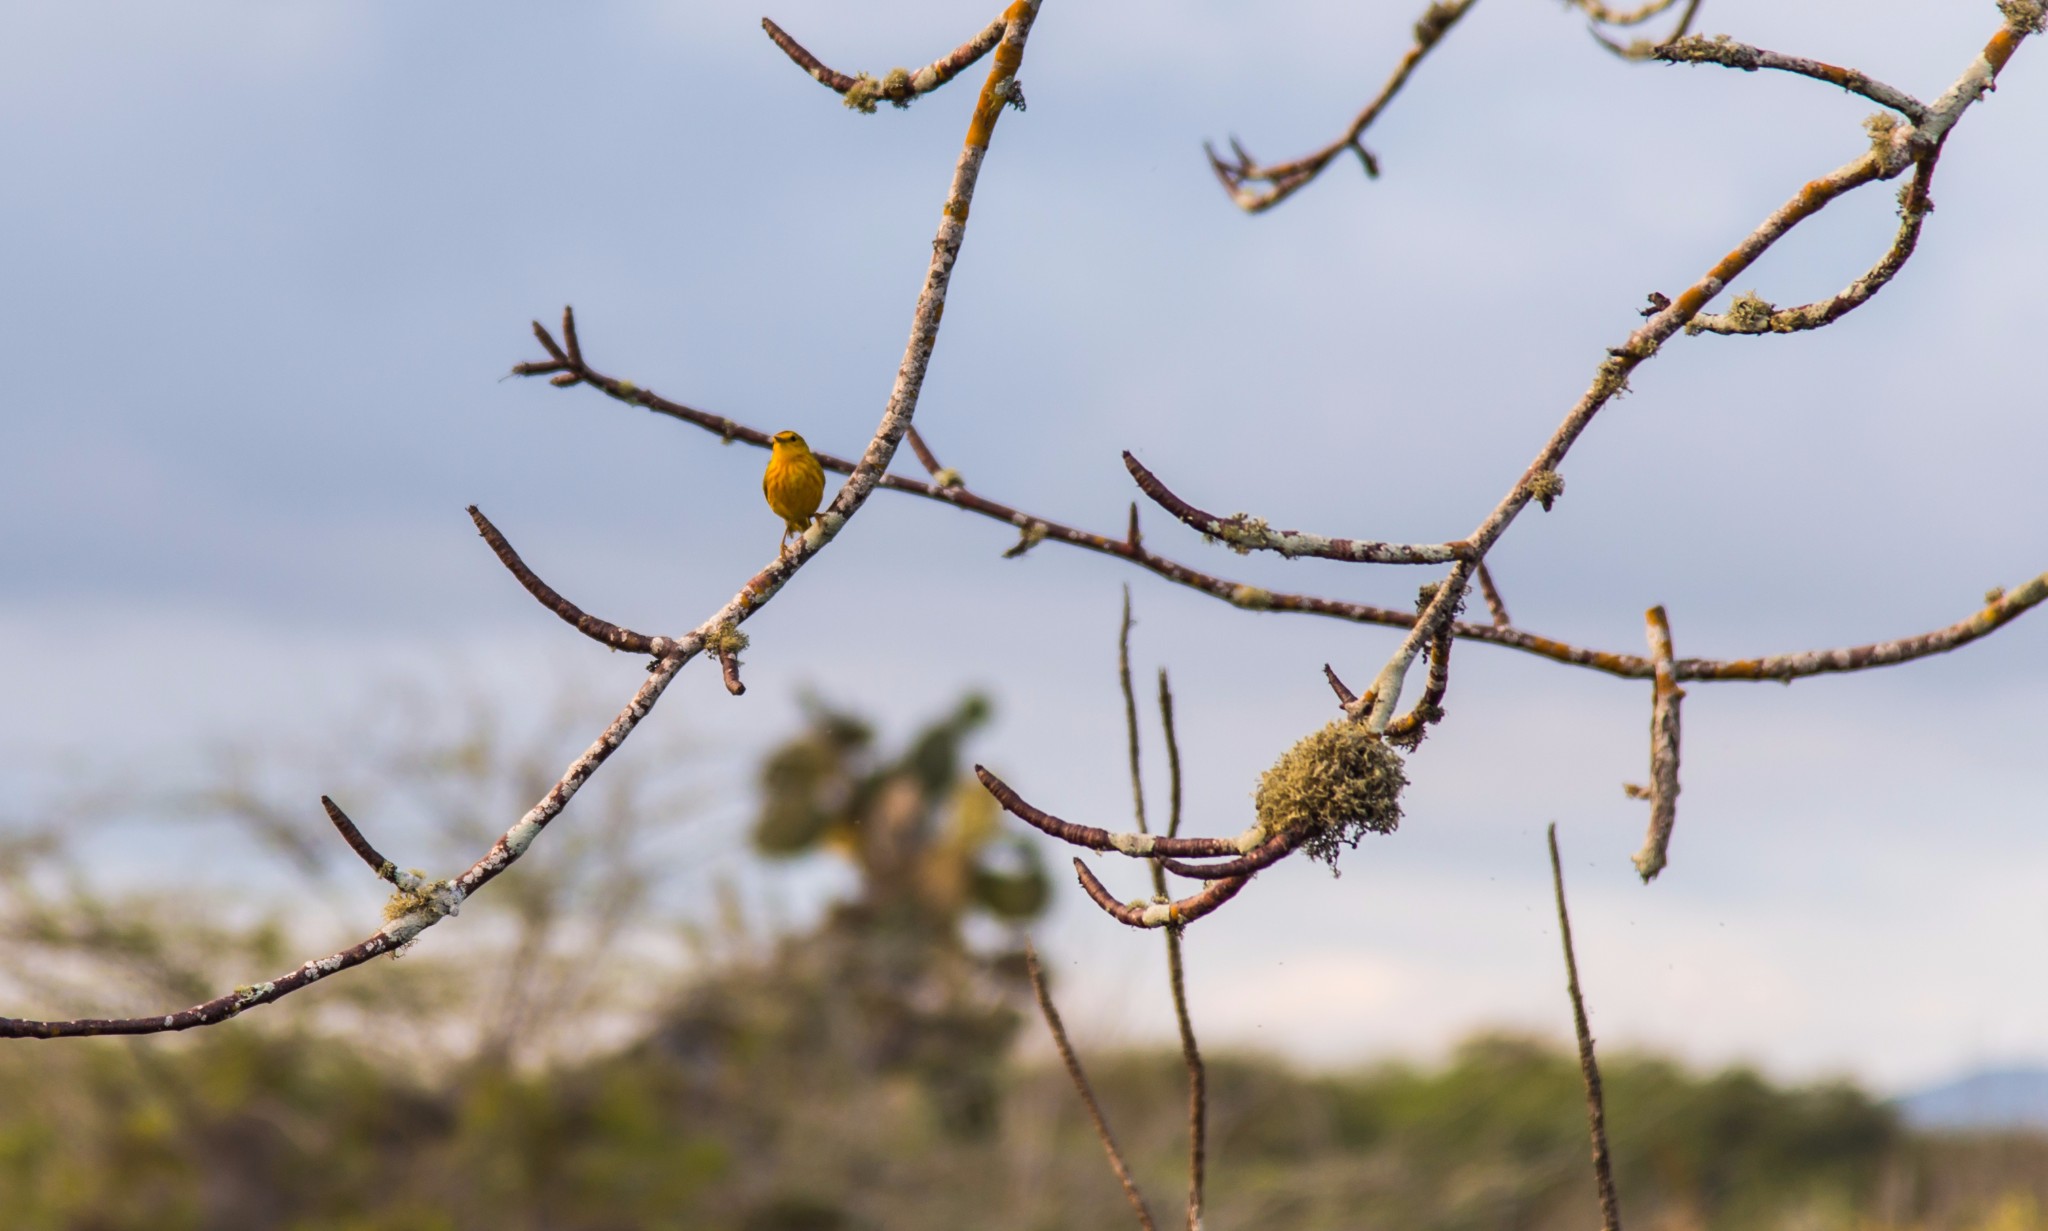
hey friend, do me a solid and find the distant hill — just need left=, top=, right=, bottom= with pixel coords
left=1898, top=1067, right=2048, bottom=1131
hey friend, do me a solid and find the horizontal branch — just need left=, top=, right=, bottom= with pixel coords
left=1124, top=452, right=1467, bottom=564
left=1072, top=858, right=1250, bottom=930
left=514, top=322, right=2048, bottom=689
left=976, top=767, right=1253, bottom=858
left=1155, top=828, right=1305, bottom=880
left=1658, top=34, right=1928, bottom=121
left=762, top=14, right=1008, bottom=113
left=1567, top=0, right=1684, bottom=27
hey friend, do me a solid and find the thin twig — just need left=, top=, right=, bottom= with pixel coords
left=904, top=426, right=961, bottom=487
left=762, top=15, right=1008, bottom=112
left=1125, top=451, right=1468, bottom=564
left=1025, top=945, right=1159, bottom=1231
left=1206, top=0, right=1483, bottom=213
left=469, top=506, right=663, bottom=656
left=1475, top=561, right=1512, bottom=627
left=321, top=796, right=394, bottom=881
left=1158, top=669, right=1184, bottom=841
left=1164, top=920, right=1206, bottom=1231
left=1119, top=588, right=1150, bottom=836
left=1072, top=859, right=1250, bottom=930
left=1567, top=0, right=1683, bottom=27
left=975, top=767, right=1251, bottom=858
left=1586, top=0, right=1702, bottom=62
left=1549, top=824, right=1623, bottom=1231
left=1658, top=34, right=1928, bottom=120
left=1632, top=607, right=1685, bottom=881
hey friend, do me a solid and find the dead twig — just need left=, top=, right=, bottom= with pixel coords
left=761, top=15, right=1009, bottom=113
left=1549, top=824, right=1624, bottom=1231
left=1630, top=607, right=1685, bottom=880
left=1025, top=945, right=1158, bottom=1231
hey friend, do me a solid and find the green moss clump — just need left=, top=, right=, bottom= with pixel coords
left=1253, top=721, right=1406, bottom=871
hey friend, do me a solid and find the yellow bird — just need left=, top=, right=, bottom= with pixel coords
left=763, top=430, right=827, bottom=554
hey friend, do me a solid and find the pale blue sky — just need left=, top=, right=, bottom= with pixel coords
left=2, top=0, right=2044, bottom=1090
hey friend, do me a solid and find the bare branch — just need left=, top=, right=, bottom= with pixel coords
left=1567, top=0, right=1684, bottom=27
left=1475, top=560, right=1512, bottom=627
left=1158, top=669, right=1184, bottom=840
left=1119, top=587, right=1150, bottom=836
left=1632, top=607, right=1686, bottom=881
left=1, top=1, right=1048, bottom=1042
left=975, top=767, right=1252, bottom=859
left=320, top=795, right=395, bottom=881
left=1658, top=34, right=1928, bottom=120
left=1025, top=945, right=1159, bottom=1231
left=1072, top=858, right=1250, bottom=930
left=1206, top=0, right=1481, bottom=212
left=1586, top=0, right=1702, bottom=62
left=1124, top=452, right=1467, bottom=564
left=1549, top=824, right=1624, bottom=1231
left=1688, top=157, right=1935, bottom=336
left=761, top=14, right=1009, bottom=113
left=1154, top=829, right=1307, bottom=881
left=469, top=505, right=662, bottom=656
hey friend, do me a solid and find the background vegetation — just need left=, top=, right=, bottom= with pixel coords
left=3, top=692, right=2043, bottom=1230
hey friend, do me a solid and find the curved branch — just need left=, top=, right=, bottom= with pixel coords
left=1206, top=0, right=1481, bottom=213
left=762, top=14, right=1008, bottom=112
left=321, top=796, right=394, bottom=880
left=1072, top=858, right=1250, bottom=930
left=1688, top=156, right=1936, bottom=337
left=975, top=767, right=1252, bottom=858
left=1124, top=452, right=1468, bottom=564
left=1154, top=828, right=1305, bottom=880
left=1658, top=34, right=1928, bottom=120
left=469, top=505, right=663, bottom=655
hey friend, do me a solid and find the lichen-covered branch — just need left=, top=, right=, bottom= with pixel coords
left=974, top=766, right=1256, bottom=859
left=1659, top=34, right=1928, bottom=119
left=1124, top=451, right=1468, bottom=564
left=1630, top=607, right=1686, bottom=881
left=761, top=14, right=1008, bottom=113
left=1585, top=0, right=1701, bottom=62
left=1072, top=858, right=1250, bottom=930
left=1353, top=12, right=2036, bottom=731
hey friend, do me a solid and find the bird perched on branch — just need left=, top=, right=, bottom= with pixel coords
left=764, top=430, right=827, bottom=554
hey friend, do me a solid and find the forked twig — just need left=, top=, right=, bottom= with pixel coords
left=1025, top=945, right=1158, bottom=1231
left=1206, top=0, right=1482, bottom=213
left=761, top=15, right=1009, bottom=112
left=1549, top=824, right=1623, bottom=1231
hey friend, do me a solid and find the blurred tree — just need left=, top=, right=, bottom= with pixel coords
left=651, top=692, right=1049, bottom=1137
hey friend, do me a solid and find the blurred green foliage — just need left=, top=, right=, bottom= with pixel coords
left=2, top=690, right=2045, bottom=1229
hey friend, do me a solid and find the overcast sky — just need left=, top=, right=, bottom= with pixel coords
left=3, top=0, right=2044, bottom=1093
